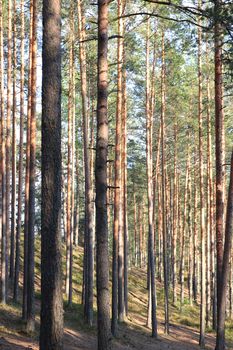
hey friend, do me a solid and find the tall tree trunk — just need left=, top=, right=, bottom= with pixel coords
left=161, top=32, right=169, bottom=334
left=6, top=0, right=13, bottom=301
left=172, top=122, right=178, bottom=304
left=23, top=0, right=33, bottom=319
left=122, top=60, right=128, bottom=317
left=10, top=0, right=17, bottom=280
left=145, top=19, right=157, bottom=338
left=112, top=0, right=124, bottom=334
left=13, top=0, right=25, bottom=302
left=96, top=1, right=111, bottom=349
left=77, top=0, right=94, bottom=324
left=214, top=0, right=225, bottom=342
left=0, top=0, right=6, bottom=304
left=215, top=150, right=233, bottom=350
left=40, top=0, right=63, bottom=347
left=198, top=3, right=206, bottom=345
left=65, top=8, right=74, bottom=305
left=26, top=0, right=37, bottom=332
left=180, top=150, right=189, bottom=307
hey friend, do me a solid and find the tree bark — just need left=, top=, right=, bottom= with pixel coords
left=26, top=0, right=37, bottom=332
left=96, top=1, right=111, bottom=349
left=145, top=18, right=157, bottom=338
left=215, top=150, right=233, bottom=350
left=13, top=0, right=25, bottom=302
left=77, top=0, right=94, bottom=324
left=198, top=2, right=206, bottom=345
left=0, top=0, right=6, bottom=304
left=40, top=0, right=63, bottom=347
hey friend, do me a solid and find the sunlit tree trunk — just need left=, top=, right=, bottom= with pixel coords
left=10, top=0, right=17, bottom=281
left=112, top=0, right=124, bottom=334
left=13, top=0, right=25, bottom=302
left=216, top=150, right=233, bottom=350
left=146, top=19, right=157, bottom=338
left=161, top=32, right=169, bottom=334
left=198, top=3, right=206, bottom=345
left=6, top=0, right=13, bottom=302
left=77, top=0, right=94, bottom=324
left=26, top=0, right=37, bottom=332
left=23, top=0, right=33, bottom=319
left=96, top=1, right=111, bottom=348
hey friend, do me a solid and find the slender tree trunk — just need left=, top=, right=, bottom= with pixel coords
left=13, top=0, right=25, bottom=302
left=214, top=0, right=225, bottom=343
left=180, top=150, right=189, bottom=307
left=145, top=19, right=157, bottom=338
left=77, top=0, right=94, bottom=324
left=6, top=0, right=13, bottom=301
left=198, top=3, right=206, bottom=345
left=23, top=0, right=33, bottom=319
left=40, top=0, right=63, bottom=347
left=172, top=122, right=178, bottom=304
left=112, top=0, right=124, bottom=334
left=96, top=1, right=111, bottom=349
left=161, top=32, right=169, bottom=334
left=122, top=61, right=128, bottom=317
left=215, top=150, right=233, bottom=350
left=65, top=10, right=74, bottom=305
left=26, top=0, right=37, bottom=332
left=10, top=0, right=17, bottom=280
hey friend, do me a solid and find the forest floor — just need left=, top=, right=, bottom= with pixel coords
left=0, top=244, right=232, bottom=350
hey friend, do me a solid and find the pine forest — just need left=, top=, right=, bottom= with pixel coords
left=0, top=0, right=232, bottom=349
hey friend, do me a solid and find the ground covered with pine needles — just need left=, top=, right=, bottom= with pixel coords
left=0, top=243, right=232, bottom=350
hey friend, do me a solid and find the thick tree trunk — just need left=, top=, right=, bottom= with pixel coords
left=0, top=0, right=6, bottom=304
left=40, top=0, right=63, bottom=347
left=96, top=1, right=111, bottom=349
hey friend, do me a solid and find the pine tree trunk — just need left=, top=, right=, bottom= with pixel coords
left=65, top=11, right=74, bottom=305
left=112, top=0, right=124, bottom=334
left=26, top=0, right=37, bottom=332
left=96, top=1, right=111, bottom=349
left=198, top=3, right=206, bottom=345
left=0, top=0, right=6, bottom=304
left=215, top=150, right=233, bottom=350
left=145, top=19, right=157, bottom=338
left=10, top=0, right=17, bottom=280
left=214, top=0, right=225, bottom=343
left=13, top=0, right=25, bottom=302
left=122, top=62, right=128, bottom=317
left=23, top=0, right=33, bottom=319
left=77, top=0, right=94, bottom=324
left=40, top=0, right=63, bottom=347
left=6, top=0, right=13, bottom=302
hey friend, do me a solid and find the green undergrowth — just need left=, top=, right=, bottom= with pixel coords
left=0, top=238, right=232, bottom=349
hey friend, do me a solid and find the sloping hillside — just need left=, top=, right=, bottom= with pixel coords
left=0, top=244, right=232, bottom=350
